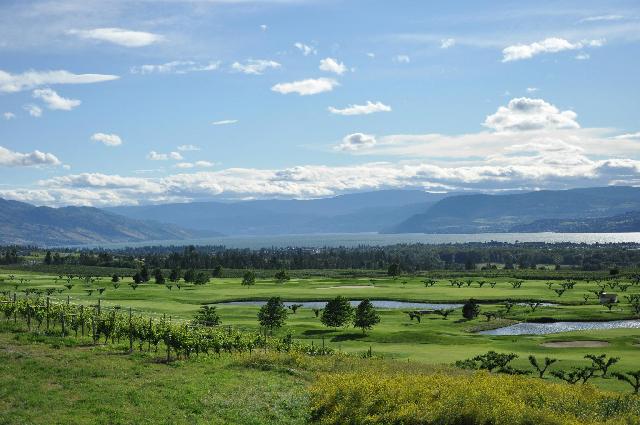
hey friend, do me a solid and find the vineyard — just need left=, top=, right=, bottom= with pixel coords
left=0, top=293, right=332, bottom=362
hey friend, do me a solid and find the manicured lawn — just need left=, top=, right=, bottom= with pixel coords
left=1, top=270, right=639, bottom=392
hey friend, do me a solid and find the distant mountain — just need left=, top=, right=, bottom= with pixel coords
left=0, top=198, right=216, bottom=246
left=511, top=211, right=640, bottom=233
left=106, top=190, right=450, bottom=235
left=388, top=186, right=640, bottom=234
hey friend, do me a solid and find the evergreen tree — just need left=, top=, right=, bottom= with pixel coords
left=44, top=251, right=52, bottom=265
left=154, top=268, right=165, bottom=284
left=353, top=299, right=380, bottom=334
left=462, top=299, right=480, bottom=320
left=258, top=297, right=287, bottom=333
left=242, top=270, right=256, bottom=286
left=140, top=264, right=150, bottom=282
left=321, top=296, right=354, bottom=328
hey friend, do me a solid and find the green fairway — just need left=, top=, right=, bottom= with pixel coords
left=1, top=270, right=639, bottom=393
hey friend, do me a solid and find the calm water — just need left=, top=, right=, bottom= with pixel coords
left=83, top=232, right=640, bottom=249
left=480, top=319, right=640, bottom=336
left=218, top=300, right=463, bottom=310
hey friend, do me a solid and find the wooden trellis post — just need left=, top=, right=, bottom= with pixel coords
left=46, top=297, right=50, bottom=331
left=128, top=307, right=133, bottom=354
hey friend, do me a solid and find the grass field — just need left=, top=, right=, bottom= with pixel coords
left=1, top=269, right=639, bottom=393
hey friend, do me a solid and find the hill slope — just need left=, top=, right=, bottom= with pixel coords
left=0, top=198, right=208, bottom=246
left=511, top=210, right=640, bottom=233
left=107, top=190, right=449, bottom=235
left=388, top=186, right=640, bottom=234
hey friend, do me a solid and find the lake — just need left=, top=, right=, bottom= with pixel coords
left=480, top=319, right=640, bottom=336
left=83, top=232, right=640, bottom=249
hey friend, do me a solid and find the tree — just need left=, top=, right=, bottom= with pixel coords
left=613, top=370, right=640, bottom=394
left=169, top=268, right=181, bottom=283
left=528, top=355, right=557, bottom=378
left=140, top=264, right=150, bottom=283
left=154, top=268, right=165, bottom=284
left=44, top=251, right=52, bottom=265
left=462, top=299, right=480, bottom=320
left=111, top=274, right=120, bottom=283
left=387, top=263, right=400, bottom=277
left=585, top=353, right=619, bottom=377
left=212, top=265, right=223, bottom=278
left=193, top=271, right=209, bottom=285
left=274, top=269, right=290, bottom=283
left=242, top=270, right=256, bottom=287
left=258, top=297, right=288, bottom=333
left=353, top=299, right=380, bottom=334
left=321, top=296, right=353, bottom=328
left=132, top=272, right=143, bottom=284
left=193, top=305, right=221, bottom=327
left=183, top=269, right=196, bottom=283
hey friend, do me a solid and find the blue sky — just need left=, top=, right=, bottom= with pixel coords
left=0, top=0, right=639, bottom=206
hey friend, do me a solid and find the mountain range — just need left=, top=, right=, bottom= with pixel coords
left=106, top=190, right=448, bottom=235
left=2, top=186, right=640, bottom=246
left=387, top=186, right=640, bottom=234
left=0, top=198, right=216, bottom=246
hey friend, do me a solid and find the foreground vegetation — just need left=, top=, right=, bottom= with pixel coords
left=1, top=243, right=639, bottom=423
left=1, top=324, right=638, bottom=425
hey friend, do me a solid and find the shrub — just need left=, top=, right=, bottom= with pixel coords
left=310, top=370, right=640, bottom=425
left=462, top=299, right=480, bottom=320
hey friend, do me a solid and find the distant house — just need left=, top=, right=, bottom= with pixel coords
left=599, top=293, right=618, bottom=304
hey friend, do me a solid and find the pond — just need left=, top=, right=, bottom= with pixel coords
left=218, top=300, right=463, bottom=310
left=480, top=319, right=640, bottom=336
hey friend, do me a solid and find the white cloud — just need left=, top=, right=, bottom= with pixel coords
left=366, top=52, right=375, bottom=58
left=502, top=37, right=604, bottom=62
left=260, top=24, right=268, bottom=31
left=483, top=97, right=579, bottom=132
left=24, top=104, right=42, bottom=117
left=147, top=151, right=183, bottom=161
left=294, top=42, right=316, bottom=56
left=332, top=98, right=640, bottom=162
left=328, top=101, right=391, bottom=116
left=7, top=156, right=639, bottom=207
left=67, top=27, right=163, bottom=47
left=130, top=61, right=220, bottom=75
left=3, top=112, right=15, bottom=120
left=526, top=87, right=539, bottom=93
left=440, top=38, right=456, bottom=49
left=175, top=161, right=214, bottom=169
left=575, top=53, right=590, bottom=60
left=91, top=133, right=122, bottom=147
left=393, top=55, right=411, bottom=63
left=0, top=145, right=61, bottom=167
left=271, top=78, right=338, bottom=95
left=231, top=59, right=281, bottom=75
left=579, top=15, right=625, bottom=23
left=335, top=133, right=377, bottom=151
left=0, top=69, right=119, bottom=93
left=32, top=88, right=81, bottom=110
left=319, top=57, right=347, bottom=75
left=613, top=132, right=640, bottom=140
left=177, top=144, right=200, bottom=151
left=212, top=119, right=238, bottom=126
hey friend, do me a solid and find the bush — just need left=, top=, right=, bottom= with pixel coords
left=462, top=299, right=480, bottom=320
left=310, top=370, right=640, bottom=425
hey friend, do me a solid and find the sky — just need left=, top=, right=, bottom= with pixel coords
left=0, top=0, right=639, bottom=207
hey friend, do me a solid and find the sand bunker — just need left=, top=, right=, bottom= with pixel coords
left=316, top=285, right=375, bottom=289
left=541, top=340, right=609, bottom=348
